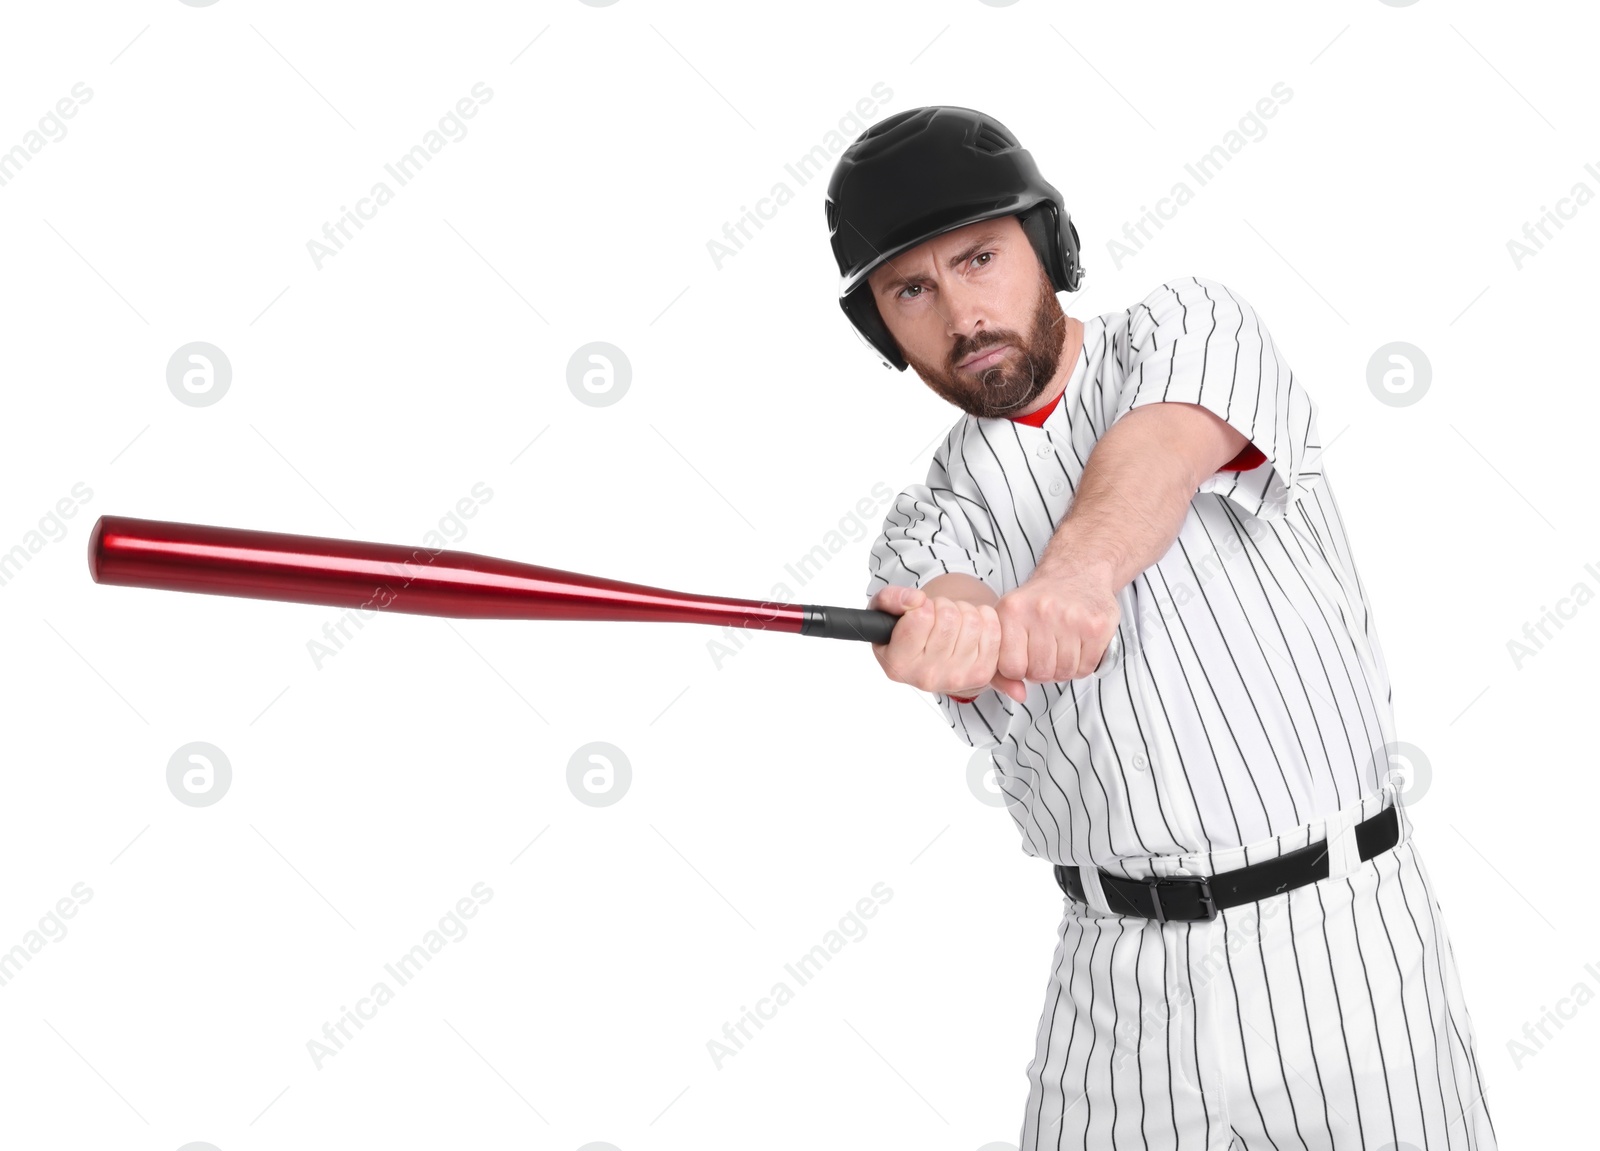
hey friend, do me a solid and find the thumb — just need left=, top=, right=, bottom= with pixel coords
left=991, top=671, right=1027, bottom=704
left=872, top=585, right=926, bottom=616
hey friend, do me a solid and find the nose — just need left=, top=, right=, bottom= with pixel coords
left=942, top=279, right=991, bottom=355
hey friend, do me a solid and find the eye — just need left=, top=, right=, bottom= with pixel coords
left=972, top=251, right=995, bottom=269
left=896, top=283, right=924, bottom=301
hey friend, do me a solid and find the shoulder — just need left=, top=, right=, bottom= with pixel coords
left=1136, top=274, right=1246, bottom=308
left=931, top=415, right=978, bottom=472
left=1128, top=276, right=1263, bottom=328
left=931, top=416, right=1013, bottom=498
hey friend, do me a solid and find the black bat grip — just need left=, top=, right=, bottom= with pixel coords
left=801, top=602, right=1129, bottom=684
left=799, top=605, right=898, bottom=644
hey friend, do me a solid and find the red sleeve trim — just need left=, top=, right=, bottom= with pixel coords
left=948, top=692, right=979, bottom=703
left=1218, top=443, right=1267, bottom=472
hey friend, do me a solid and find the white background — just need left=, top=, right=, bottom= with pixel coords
left=1, top=1, right=1594, bottom=1148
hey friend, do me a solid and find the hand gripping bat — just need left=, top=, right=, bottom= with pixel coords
left=86, top=514, right=1123, bottom=675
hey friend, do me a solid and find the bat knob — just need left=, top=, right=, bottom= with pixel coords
left=1093, top=629, right=1125, bottom=678
left=86, top=514, right=107, bottom=584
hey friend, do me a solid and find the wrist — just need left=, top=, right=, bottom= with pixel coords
left=1033, top=552, right=1117, bottom=590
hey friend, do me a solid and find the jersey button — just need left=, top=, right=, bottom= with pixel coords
left=1035, top=443, right=1052, bottom=458
left=1049, top=479, right=1065, bottom=496
left=1132, top=751, right=1148, bottom=771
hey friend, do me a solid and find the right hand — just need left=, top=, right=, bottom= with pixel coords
left=867, top=585, right=1028, bottom=703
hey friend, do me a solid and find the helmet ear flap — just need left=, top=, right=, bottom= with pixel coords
left=841, top=287, right=907, bottom=371
left=1018, top=202, right=1085, bottom=294
left=1063, top=216, right=1085, bottom=291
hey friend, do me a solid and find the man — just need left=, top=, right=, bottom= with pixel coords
left=827, top=105, right=1497, bottom=1150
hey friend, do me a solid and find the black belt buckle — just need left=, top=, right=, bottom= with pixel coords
left=1144, top=874, right=1217, bottom=923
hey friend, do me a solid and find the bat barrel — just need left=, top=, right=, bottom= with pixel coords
left=87, top=514, right=813, bottom=635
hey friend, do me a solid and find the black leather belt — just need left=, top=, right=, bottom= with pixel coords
left=1053, top=804, right=1400, bottom=922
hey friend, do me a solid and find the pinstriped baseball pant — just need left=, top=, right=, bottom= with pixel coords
left=1019, top=789, right=1498, bottom=1150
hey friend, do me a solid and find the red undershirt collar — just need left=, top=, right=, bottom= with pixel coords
left=1006, top=385, right=1065, bottom=427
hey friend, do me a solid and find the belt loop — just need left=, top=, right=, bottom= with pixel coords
left=1077, top=867, right=1111, bottom=915
left=1379, top=771, right=1412, bottom=848
left=1379, top=770, right=1402, bottom=817
left=1322, top=801, right=1363, bottom=881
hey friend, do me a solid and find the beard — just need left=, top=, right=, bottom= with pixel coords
left=903, top=272, right=1069, bottom=420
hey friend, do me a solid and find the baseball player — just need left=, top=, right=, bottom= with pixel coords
left=827, top=106, right=1498, bottom=1150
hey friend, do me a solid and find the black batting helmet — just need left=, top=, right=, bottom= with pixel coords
left=824, top=105, right=1085, bottom=371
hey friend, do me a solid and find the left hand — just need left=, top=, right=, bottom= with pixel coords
left=994, top=566, right=1121, bottom=684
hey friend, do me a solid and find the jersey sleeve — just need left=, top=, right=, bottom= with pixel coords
left=1108, top=276, right=1324, bottom=521
left=865, top=456, right=1014, bottom=750
left=864, top=467, right=1001, bottom=600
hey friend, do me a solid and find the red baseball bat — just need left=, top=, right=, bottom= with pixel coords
left=86, top=514, right=897, bottom=643
left=85, top=514, right=1125, bottom=674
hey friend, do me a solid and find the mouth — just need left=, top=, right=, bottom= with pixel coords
left=958, top=344, right=1011, bottom=372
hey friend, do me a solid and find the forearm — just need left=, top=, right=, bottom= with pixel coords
left=1035, top=410, right=1199, bottom=592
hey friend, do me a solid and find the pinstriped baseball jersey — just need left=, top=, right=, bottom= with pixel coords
left=866, top=275, right=1398, bottom=873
